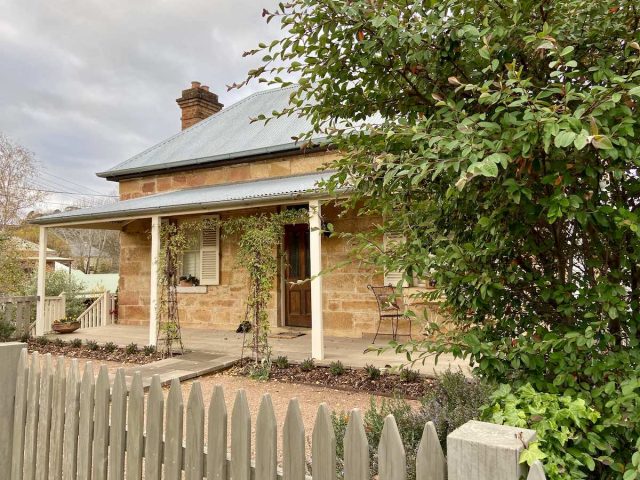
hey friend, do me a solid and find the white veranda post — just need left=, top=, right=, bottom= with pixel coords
left=309, top=200, right=324, bottom=360
left=35, top=226, right=48, bottom=335
left=149, top=215, right=161, bottom=346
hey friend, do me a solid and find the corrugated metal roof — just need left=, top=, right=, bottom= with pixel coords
left=32, top=171, right=333, bottom=225
left=98, top=86, right=321, bottom=180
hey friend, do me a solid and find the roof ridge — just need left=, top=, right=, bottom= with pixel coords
left=104, top=86, right=299, bottom=173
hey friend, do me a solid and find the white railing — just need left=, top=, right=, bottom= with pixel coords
left=0, top=296, right=36, bottom=337
left=76, top=291, right=113, bottom=329
left=3, top=348, right=546, bottom=480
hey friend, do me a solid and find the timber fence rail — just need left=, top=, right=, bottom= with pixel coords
left=0, top=296, right=36, bottom=337
left=2, top=345, right=546, bottom=480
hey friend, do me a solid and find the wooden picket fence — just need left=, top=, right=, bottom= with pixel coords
left=8, top=349, right=547, bottom=480
left=0, top=296, right=36, bottom=337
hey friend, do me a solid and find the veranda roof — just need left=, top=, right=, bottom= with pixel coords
left=31, top=171, right=333, bottom=227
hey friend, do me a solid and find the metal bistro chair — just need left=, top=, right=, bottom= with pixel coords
left=367, top=284, right=412, bottom=344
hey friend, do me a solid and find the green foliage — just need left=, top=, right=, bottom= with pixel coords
left=364, top=363, right=381, bottom=380
left=52, top=337, right=65, bottom=347
left=85, top=340, right=98, bottom=351
left=0, top=320, right=15, bottom=342
left=70, top=338, right=82, bottom=348
left=29, top=270, right=86, bottom=318
left=273, top=355, right=289, bottom=368
left=399, top=368, right=420, bottom=383
left=103, top=341, right=117, bottom=353
left=0, top=233, right=29, bottom=295
left=329, top=360, right=346, bottom=376
left=421, top=370, right=492, bottom=451
left=125, top=342, right=139, bottom=355
left=248, top=359, right=272, bottom=381
left=246, top=2, right=640, bottom=478
left=143, top=344, right=156, bottom=356
left=34, top=336, right=49, bottom=346
left=483, top=384, right=604, bottom=480
left=332, top=370, right=490, bottom=479
left=19, top=333, right=30, bottom=343
left=300, top=357, right=315, bottom=372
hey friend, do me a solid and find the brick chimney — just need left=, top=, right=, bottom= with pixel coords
left=176, top=81, right=224, bottom=130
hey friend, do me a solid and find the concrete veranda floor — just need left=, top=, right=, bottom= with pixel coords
left=53, top=324, right=469, bottom=376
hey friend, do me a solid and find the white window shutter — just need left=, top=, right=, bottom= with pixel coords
left=200, top=215, right=220, bottom=285
left=383, top=232, right=408, bottom=287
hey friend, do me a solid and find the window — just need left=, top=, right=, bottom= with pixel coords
left=178, top=215, right=220, bottom=285
left=383, top=232, right=408, bottom=287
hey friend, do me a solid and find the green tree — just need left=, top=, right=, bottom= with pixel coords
left=0, top=232, right=29, bottom=295
left=243, top=1, right=640, bottom=478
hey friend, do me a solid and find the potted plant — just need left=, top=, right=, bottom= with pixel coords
left=52, top=315, right=81, bottom=334
left=179, top=274, right=200, bottom=287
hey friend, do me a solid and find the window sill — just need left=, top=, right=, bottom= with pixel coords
left=175, top=286, right=208, bottom=294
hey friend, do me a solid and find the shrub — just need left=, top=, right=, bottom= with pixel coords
left=52, top=338, right=65, bottom=347
left=300, top=358, right=315, bottom=372
left=483, top=384, right=603, bottom=480
left=332, top=370, right=490, bottom=480
left=329, top=360, right=346, bottom=376
left=364, top=364, right=381, bottom=380
left=0, top=321, right=15, bottom=342
left=421, top=370, right=491, bottom=451
left=125, top=342, right=139, bottom=355
left=104, top=341, right=118, bottom=353
left=248, top=359, right=271, bottom=381
left=19, top=333, right=31, bottom=343
left=273, top=355, right=289, bottom=368
left=143, top=345, right=156, bottom=356
left=28, top=270, right=86, bottom=318
left=85, top=340, right=98, bottom=351
left=34, top=336, right=49, bottom=346
left=70, top=338, right=82, bottom=348
left=399, top=368, right=420, bottom=383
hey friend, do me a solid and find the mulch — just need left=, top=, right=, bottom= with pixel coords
left=26, top=338, right=164, bottom=364
left=230, top=362, right=434, bottom=399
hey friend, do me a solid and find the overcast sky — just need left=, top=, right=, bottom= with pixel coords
left=0, top=0, right=281, bottom=210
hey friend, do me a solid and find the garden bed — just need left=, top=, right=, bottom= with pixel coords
left=230, top=360, right=433, bottom=399
left=26, top=337, right=163, bottom=364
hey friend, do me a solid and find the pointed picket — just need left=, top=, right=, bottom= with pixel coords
left=49, top=356, right=67, bottom=480
left=344, top=409, right=369, bottom=480
left=23, top=352, right=40, bottom=480
left=231, top=389, right=251, bottom=480
left=378, top=415, right=406, bottom=480
left=145, top=375, right=164, bottom=480
left=108, top=369, right=127, bottom=480
left=255, top=393, right=277, bottom=480
left=283, top=398, right=306, bottom=480
left=527, top=461, right=547, bottom=480
left=164, top=378, right=184, bottom=480
left=206, top=384, right=227, bottom=480
left=126, top=372, right=144, bottom=480
left=416, top=422, right=446, bottom=480
left=92, top=366, right=110, bottom=480
left=185, top=382, right=205, bottom=480
left=312, top=403, right=336, bottom=480
left=10, top=349, right=29, bottom=480
left=76, top=362, right=95, bottom=480
left=62, top=359, right=81, bottom=480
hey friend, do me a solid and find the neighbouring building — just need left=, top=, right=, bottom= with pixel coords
left=31, top=82, right=437, bottom=358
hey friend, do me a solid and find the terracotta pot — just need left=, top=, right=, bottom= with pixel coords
left=52, top=321, right=81, bottom=334
left=179, top=280, right=194, bottom=287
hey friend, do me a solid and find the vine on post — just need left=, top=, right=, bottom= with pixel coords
left=156, top=209, right=308, bottom=367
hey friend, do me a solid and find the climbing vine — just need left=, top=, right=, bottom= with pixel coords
left=156, top=209, right=308, bottom=365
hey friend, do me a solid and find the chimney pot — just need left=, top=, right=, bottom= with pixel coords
left=176, top=81, right=224, bottom=130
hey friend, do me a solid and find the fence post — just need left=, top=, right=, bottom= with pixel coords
left=447, top=420, right=537, bottom=480
left=0, top=342, right=26, bottom=479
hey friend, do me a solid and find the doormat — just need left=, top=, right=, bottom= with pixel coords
left=269, top=331, right=306, bottom=339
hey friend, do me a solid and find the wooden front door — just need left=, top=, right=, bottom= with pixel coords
left=284, top=223, right=312, bottom=327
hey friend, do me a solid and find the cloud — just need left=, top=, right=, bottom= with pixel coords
left=0, top=0, right=282, bottom=208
